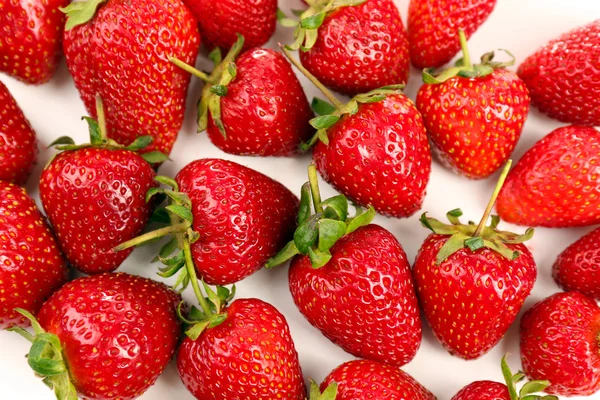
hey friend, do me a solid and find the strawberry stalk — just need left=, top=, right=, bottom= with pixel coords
left=500, top=355, right=557, bottom=400
left=473, top=159, right=512, bottom=237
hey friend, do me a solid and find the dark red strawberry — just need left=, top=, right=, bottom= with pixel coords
left=520, top=291, right=600, bottom=397
left=61, top=0, right=200, bottom=155
left=518, top=20, right=600, bottom=126
left=408, top=0, right=497, bottom=69
left=416, top=30, right=530, bottom=179
left=0, top=182, right=68, bottom=329
left=10, top=272, right=181, bottom=399
left=0, top=82, right=38, bottom=185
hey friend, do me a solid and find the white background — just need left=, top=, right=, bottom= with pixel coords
left=2, top=0, right=600, bottom=399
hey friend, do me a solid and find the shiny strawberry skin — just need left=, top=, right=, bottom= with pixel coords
left=0, top=182, right=68, bottom=329
left=177, top=298, right=305, bottom=400
left=289, top=224, right=421, bottom=366
left=175, top=158, right=298, bottom=285
left=207, top=48, right=314, bottom=156
left=320, top=359, right=436, bottom=400
left=313, top=94, right=431, bottom=218
left=413, top=234, right=536, bottom=359
left=37, top=272, right=182, bottom=400
left=518, top=20, right=600, bottom=126
left=0, top=82, right=38, bottom=185
left=63, top=0, right=200, bottom=155
left=408, top=0, right=497, bottom=69
left=520, top=292, right=600, bottom=396
left=0, top=0, right=67, bottom=84
left=39, top=148, right=156, bottom=274
left=451, top=381, right=509, bottom=400
left=417, top=69, right=530, bottom=179
left=299, top=0, right=410, bottom=96
left=496, top=125, right=600, bottom=227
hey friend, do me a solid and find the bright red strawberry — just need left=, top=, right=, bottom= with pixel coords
left=414, top=162, right=536, bottom=359
left=453, top=381, right=510, bottom=400
left=0, top=182, right=68, bottom=329
left=520, top=291, right=600, bottom=397
left=61, top=0, right=200, bottom=155
left=11, top=272, right=181, bottom=400
left=496, top=125, right=600, bottom=228
left=416, top=30, right=530, bottom=179
left=408, top=0, right=497, bottom=69
left=0, top=0, right=67, bottom=84
left=0, top=82, right=38, bottom=184
left=518, top=20, right=600, bottom=126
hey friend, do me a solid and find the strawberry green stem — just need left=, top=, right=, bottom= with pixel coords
left=182, top=238, right=212, bottom=316
left=308, top=164, right=323, bottom=213
left=169, top=57, right=215, bottom=84
left=95, top=96, right=108, bottom=141
left=113, top=222, right=190, bottom=251
left=458, top=29, right=472, bottom=68
left=473, top=160, right=512, bottom=237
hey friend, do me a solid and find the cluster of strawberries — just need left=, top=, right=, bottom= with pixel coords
left=1, top=0, right=600, bottom=399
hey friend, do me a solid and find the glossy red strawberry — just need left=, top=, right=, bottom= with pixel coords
left=408, top=0, right=497, bottom=69
left=0, top=182, right=67, bottom=329
left=520, top=292, right=600, bottom=397
left=61, top=0, right=200, bottom=155
left=0, top=82, right=38, bottom=184
left=453, top=381, right=510, bottom=400
left=518, top=20, right=600, bottom=126
left=0, top=0, right=67, bottom=83
left=417, top=31, right=530, bottom=179
left=496, top=125, right=600, bottom=227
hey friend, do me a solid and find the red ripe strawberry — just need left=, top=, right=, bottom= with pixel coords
left=414, top=162, right=537, bottom=359
left=0, top=82, right=38, bottom=185
left=453, top=381, right=510, bottom=400
left=10, top=272, right=181, bottom=399
left=496, top=125, right=600, bottom=228
left=61, top=0, right=200, bottom=155
left=553, top=228, right=600, bottom=300
left=0, top=182, right=67, bottom=329
left=518, top=20, right=600, bottom=126
left=0, top=0, right=67, bottom=84
left=408, top=0, right=497, bottom=69
left=520, top=291, right=600, bottom=396
left=416, top=31, right=530, bottom=179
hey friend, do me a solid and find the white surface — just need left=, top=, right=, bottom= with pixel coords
left=2, top=0, right=600, bottom=399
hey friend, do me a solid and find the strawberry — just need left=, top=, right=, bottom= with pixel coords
left=0, top=182, right=68, bottom=329
left=0, top=0, right=67, bottom=84
left=518, top=20, right=600, bottom=126
left=553, top=228, right=600, bottom=300
left=520, top=291, right=600, bottom=397
left=267, top=165, right=422, bottom=367
left=496, top=125, right=600, bottom=228
left=0, top=82, right=38, bottom=185
left=10, top=272, right=181, bottom=400
left=416, top=30, right=530, bottom=179
left=172, top=36, right=314, bottom=156
left=408, top=0, right=497, bottom=69
left=60, top=0, right=200, bottom=155
left=414, top=161, right=536, bottom=360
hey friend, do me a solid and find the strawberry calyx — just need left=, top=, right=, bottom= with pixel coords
left=500, top=355, right=557, bottom=400
left=60, top=0, right=107, bottom=30
left=308, top=379, right=338, bottom=400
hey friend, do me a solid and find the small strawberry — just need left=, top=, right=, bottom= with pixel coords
left=414, top=161, right=536, bottom=360
left=0, top=82, right=38, bottom=185
left=0, top=0, right=67, bottom=84
left=10, top=272, right=181, bottom=400
left=408, top=0, right=497, bottom=69
left=520, top=291, right=600, bottom=397
left=267, top=165, right=422, bottom=367
left=518, top=20, right=600, bottom=126
left=496, top=125, right=600, bottom=228
left=416, top=30, right=530, bottom=179
left=61, top=0, right=200, bottom=155
left=0, top=182, right=68, bottom=329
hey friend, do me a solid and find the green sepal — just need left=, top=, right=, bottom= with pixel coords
left=501, top=355, right=557, bottom=400
left=321, top=195, right=348, bottom=221
left=47, top=136, right=75, bottom=148
left=310, top=115, right=340, bottom=130
left=277, top=8, right=299, bottom=27
left=265, top=241, right=300, bottom=268
left=317, top=219, right=346, bottom=252
left=82, top=117, right=102, bottom=145
left=298, top=182, right=313, bottom=225
left=308, top=247, right=332, bottom=268
left=311, top=97, right=337, bottom=116
left=309, top=379, right=338, bottom=400
left=154, top=175, right=179, bottom=190
left=345, top=206, right=375, bottom=234
left=294, top=213, right=321, bottom=254
left=60, top=0, right=107, bottom=30
left=166, top=204, right=193, bottom=223
left=141, top=151, right=170, bottom=164
left=125, top=135, right=153, bottom=151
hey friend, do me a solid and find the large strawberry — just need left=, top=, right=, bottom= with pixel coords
left=417, top=30, right=530, bottom=179
left=60, top=0, right=200, bottom=155
left=0, top=82, right=38, bottom=185
left=267, top=165, right=422, bottom=367
left=520, top=291, right=600, bottom=397
left=0, top=182, right=68, bottom=329
left=0, top=0, right=67, bottom=84
left=518, top=20, right=600, bottom=126
left=408, top=0, right=497, bottom=69
left=496, top=125, right=600, bottom=227
left=10, top=272, right=181, bottom=400
left=414, top=161, right=536, bottom=359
